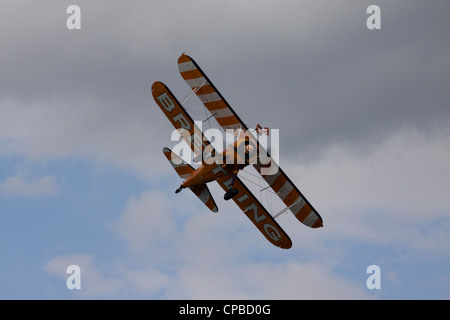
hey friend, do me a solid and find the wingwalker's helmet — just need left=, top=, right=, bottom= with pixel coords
left=235, top=136, right=258, bottom=165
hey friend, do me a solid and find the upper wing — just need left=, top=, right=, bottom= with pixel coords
left=216, top=174, right=292, bottom=249
left=178, top=54, right=247, bottom=132
left=253, top=159, right=323, bottom=229
left=176, top=55, right=323, bottom=228
left=151, top=81, right=214, bottom=157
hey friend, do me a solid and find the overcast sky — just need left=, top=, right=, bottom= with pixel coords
left=1, top=0, right=450, bottom=299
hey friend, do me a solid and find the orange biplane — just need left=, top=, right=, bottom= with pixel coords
left=151, top=54, right=322, bottom=249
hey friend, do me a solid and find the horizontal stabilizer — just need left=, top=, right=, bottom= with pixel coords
left=163, top=147, right=218, bottom=213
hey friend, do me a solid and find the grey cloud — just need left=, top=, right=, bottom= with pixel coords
left=3, top=0, right=450, bottom=300
left=1, top=0, right=449, bottom=170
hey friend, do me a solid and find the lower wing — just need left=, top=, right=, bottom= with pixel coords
left=216, top=174, right=292, bottom=249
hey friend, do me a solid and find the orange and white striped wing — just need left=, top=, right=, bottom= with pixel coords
left=190, top=184, right=218, bottom=213
left=152, top=81, right=214, bottom=157
left=254, top=161, right=323, bottom=229
left=178, top=54, right=247, bottom=132
left=163, top=147, right=194, bottom=179
left=163, top=147, right=218, bottom=213
left=216, top=174, right=292, bottom=249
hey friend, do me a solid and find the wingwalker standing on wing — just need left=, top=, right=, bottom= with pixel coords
left=151, top=54, right=323, bottom=249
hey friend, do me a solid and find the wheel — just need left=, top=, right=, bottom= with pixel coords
left=224, top=188, right=239, bottom=201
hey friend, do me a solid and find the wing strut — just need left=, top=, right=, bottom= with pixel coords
left=180, top=78, right=208, bottom=106
left=272, top=198, right=304, bottom=219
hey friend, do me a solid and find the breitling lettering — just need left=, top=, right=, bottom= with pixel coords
left=157, top=92, right=175, bottom=112
left=172, top=113, right=191, bottom=131
left=237, top=194, right=249, bottom=202
left=156, top=93, right=191, bottom=131
left=264, top=224, right=282, bottom=241
left=236, top=184, right=282, bottom=243
left=245, top=203, right=265, bottom=223
left=156, top=90, right=279, bottom=173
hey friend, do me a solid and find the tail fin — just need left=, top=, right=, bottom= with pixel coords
left=163, top=147, right=218, bottom=213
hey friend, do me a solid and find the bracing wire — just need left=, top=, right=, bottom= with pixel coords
left=239, top=168, right=276, bottom=215
left=184, top=92, right=278, bottom=215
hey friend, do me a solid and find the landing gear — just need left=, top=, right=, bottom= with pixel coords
left=224, top=188, right=239, bottom=201
left=223, top=174, right=238, bottom=201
